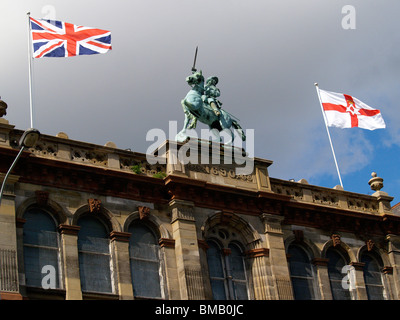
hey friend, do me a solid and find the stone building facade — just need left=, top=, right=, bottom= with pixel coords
left=1, top=120, right=400, bottom=300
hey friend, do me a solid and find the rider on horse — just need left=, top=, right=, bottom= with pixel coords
left=203, top=76, right=222, bottom=117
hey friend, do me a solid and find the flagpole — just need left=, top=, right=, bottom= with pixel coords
left=314, top=83, right=344, bottom=188
left=27, top=12, right=34, bottom=128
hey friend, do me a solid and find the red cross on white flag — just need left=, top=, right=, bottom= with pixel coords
left=318, top=89, right=386, bottom=130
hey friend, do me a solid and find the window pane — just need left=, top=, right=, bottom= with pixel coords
left=233, top=281, right=248, bottom=300
left=131, top=259, right=161, bottom=298
left=327, top=248, right=351, bottom=300
left=330, top=280, right=351, bottom=300
left=23, top=208, right=60, bottom=288
left=206, top=241, right=225, bottom=278
left=288, top=245, right=313, bottom=277
left=210, top=279, right=227, bottom=300
left=78, top=215, right=112, bottom=293
left=129, top=223, right=162, bottom=298
left=228, top=244, right=246, bottom=281
left=24, top=246, right=59, bottom=288
left=361, top=253, right=385, bottom=300
left=79, top=252, right=112, bottom=293
left=291, top=278, right=314, bottom=300
left=288, top=245, right=315, bottom=300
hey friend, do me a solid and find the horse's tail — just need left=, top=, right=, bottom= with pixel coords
left=232, top=120, right=246, bottom=141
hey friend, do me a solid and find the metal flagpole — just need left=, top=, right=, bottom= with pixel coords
left=314, top=83, right=344, bottom=188
left=27, top=12, right=34, bottom=128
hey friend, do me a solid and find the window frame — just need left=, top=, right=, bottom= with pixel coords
left=77, top=214, right=114, bottom=295
left=128, top=220, right=164, bottom=299
left=206, top=236, right=250, bottom=300
left=22, top=206, right=63, bottom=290
left=287, top=243, right=318, bottom=300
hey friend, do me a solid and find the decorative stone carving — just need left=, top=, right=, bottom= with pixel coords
left=331, top=233, right=341, bottom=247
left=368, top=172, right=384, bottom=191
left=88, top=198, right=101, bottom=214
left=366, top=239, right=375, bottom=251
left=138, top=206, right=151, bottom=220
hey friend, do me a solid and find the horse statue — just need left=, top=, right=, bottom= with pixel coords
left=176, top=70, right=246, bottom=145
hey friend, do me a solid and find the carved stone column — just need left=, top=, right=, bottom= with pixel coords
left=245, top=247, right=272, bottom=300
left=159, top=237, right=180, bottom=299
left=261, top=213, right=294, bottom=300
left=58, top=224, right=82, bottom=300
left=349, top=262, right=367, bottom=300
left=0, top=173, right=22, bottom=300
left=312, top=258, right=333, bottom=300
left=169, top=199, right=206, bottom=299
left=110, top=231, right=133, bottom=300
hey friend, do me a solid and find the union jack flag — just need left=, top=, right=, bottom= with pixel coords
left=30, top=17, right=112, bottom=58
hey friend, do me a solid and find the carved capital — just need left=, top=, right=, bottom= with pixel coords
left=245, top=248, right=269, bottom=259
left=312, top=258, right=329, bottom=266
left=109, top=231, right=131, bottom=242
left=382, top=266, right=393, bottom=274
left=350, top=261, right=365, bottom=271
left=159, top=238, right=175, bottom=248
left=59, top=224, right=81, bottom=235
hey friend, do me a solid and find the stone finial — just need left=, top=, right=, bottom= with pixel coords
left=0, top=97, right=8, bottom=120
left=368, top=172, right=384, bottom=191
left=56, top=132, right=69, bottom=139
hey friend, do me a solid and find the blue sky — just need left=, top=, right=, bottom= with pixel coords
left=1, top=0, right=399, bottom=205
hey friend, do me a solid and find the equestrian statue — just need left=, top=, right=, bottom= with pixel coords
left=176, top=48, right=246, bottom=145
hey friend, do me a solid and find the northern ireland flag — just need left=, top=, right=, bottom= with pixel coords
left=318, top=89, right=386, bottom=130
left=30, top=17, right=112, bottom=58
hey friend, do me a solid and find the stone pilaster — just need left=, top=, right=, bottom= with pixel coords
left=245, top=247, right=272, bottom=300
left=159, top=237, right=180, bottom=299
left=170, top=199, right=206, bottom=299
left=110, top=231, right=133, bottom=300
left=261, top=213, right=294, bottom=300
left=58, top=224, right=82, bottom=300
left=349, top=262, right=367, bottom=300
left=312, top=258, right=333, bottom=300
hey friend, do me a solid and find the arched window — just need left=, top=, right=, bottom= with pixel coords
left=207, top=240, right=227, bottom=300
left=288, top=244, right=316, bottom=300
left=228, top=243, right=248, bottom=300
left=361, top=252, right=385, bottom=300
left=23, top=207, right=60, bottom=288
left=77, top=215, right=113, bottom=294
left=128, top=222, right=162, bottom=298
left=206, top=239, right=249, bottom=300
left=326, top=247, right=351, bottom=300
